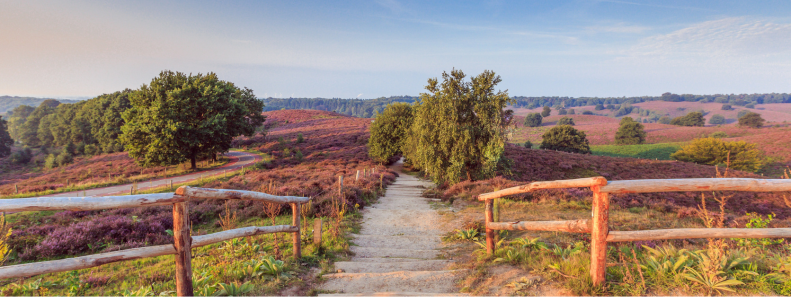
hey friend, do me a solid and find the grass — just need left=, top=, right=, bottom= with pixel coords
left=590, top=142, right=683, bottom=160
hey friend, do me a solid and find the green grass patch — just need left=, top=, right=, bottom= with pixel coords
left=590, top=142, right=683, bottom=160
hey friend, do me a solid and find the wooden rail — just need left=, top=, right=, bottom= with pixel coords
left=481, top=177, right=791, bottom=287
left=0, top=186, right=309, bottom=296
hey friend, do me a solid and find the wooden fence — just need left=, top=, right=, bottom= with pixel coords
left=478, top=177, right=791, bottom=286
left=0, top=186, right=310, bottom=296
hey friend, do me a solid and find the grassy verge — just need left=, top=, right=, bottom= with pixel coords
left=590, top=142, right=683, bottom=160
left=443, top=198, right=791, bottom=295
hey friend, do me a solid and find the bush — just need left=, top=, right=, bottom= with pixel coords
left=568, top=109, right=575, bottom=115
left=84, top=144, right=98, bottom=156
left=296, top=133, right=304, bottom=144
left=64, top=142, right=76, bottom=155
left=658, top=116, right=671, bottom=124
left=44, top=153, right=57, bottom=169
left=737, top=110, right=749, bottom=119
left=722, top=104, right=733, bottom=110
left=76, top=142, right=86, bottom=155
left=745, top=103, right=755, bottom=109
left=670, top=138, right=765, bottom=172
left=294, top=149, right=303, bottom=161
left=558, top=109, right=568, bottom=115
left=738, top=112, right=765, bottom=128
left=539, top=125, right=590, bottom=154
left=368, top=103, right=413, bottom=163
left=670, top=112, right=704, bottom=127
left=541, top=106, right=551, bottom=117
left=524, top=140, right=532, bottom=149
left=9, top=148, right=32, bottom=164
left=615, top=117, right=646, bottom=145
left=557, top=116, right=575, bottom=126
left=56, top=149, right=73, bottom=167
left=524, top=113, right=543, bottom=127
left=582, top=110, right=593, bottom=115
left=710, top=131, right=728, bottom=138
left=708, top=114, right=726, bottom=125
left=595, top=104, right=604, bottom=110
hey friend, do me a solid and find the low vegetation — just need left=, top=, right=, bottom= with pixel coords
left=539, top=125, right=591, bottom=154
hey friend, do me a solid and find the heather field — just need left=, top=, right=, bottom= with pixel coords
left=1, top=109, right=396, bottom=295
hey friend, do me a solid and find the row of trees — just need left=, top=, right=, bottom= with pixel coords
left=261, top=96, right=416, bottom=118
left=510, top=92, right=790, bottom=110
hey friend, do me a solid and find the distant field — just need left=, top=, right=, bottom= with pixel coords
left=590, top=142, right=683, bottom=160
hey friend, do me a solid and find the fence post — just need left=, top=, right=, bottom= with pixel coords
left=485, top=198, right=495, bottom=254
left=173, top=201, right=193, bottom=296
left=356, top=170, right=360, bottom=181
left=590, top=186, right=610, bottom=287
left=314, top=218, right=323, bottom=245
left=15, top=184, right=18, bottom=194
left=292, top=203, right=302, bottom=259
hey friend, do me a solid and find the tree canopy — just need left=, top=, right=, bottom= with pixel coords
left=120, top=71, right=265, bottom=169
left=670, top=138, right=765, bottom=172
left=0, top=116, right=12, bottom=158
left=738, top=112, right=765, bottom=128
left=524, top=113, right=542, bottom=127
left=541, top=106, right=551, bottom=117
left=557, top=116, right=575, bottom=126
left=368, top=103, right=413, bottom=164
left=615, top=117, right=646, bottom=145
left=405, top=69, right=513, bottom=184
left=670, top=112, right=705, bottom=127
left=708, top=114, right=726, bottom=125
left=540, top=125, right=591, bottom=154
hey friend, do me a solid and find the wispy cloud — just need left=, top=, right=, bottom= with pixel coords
left=585, top=24, right=650, bottom=34
left=596, top=0, right=716, bottom=12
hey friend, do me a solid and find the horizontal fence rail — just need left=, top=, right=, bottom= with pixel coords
left=479, top=177, right=791, bottom=287
left=0, top=186, right=309, bottom=296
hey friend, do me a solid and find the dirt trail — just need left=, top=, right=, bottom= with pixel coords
left=319, top=160, right=464, bottom=296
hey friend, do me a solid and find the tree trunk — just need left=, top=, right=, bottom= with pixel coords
left=190, top=155, right=197, bottom=169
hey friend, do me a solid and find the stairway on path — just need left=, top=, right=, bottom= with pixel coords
left=319, top=162, right=463, bottom=296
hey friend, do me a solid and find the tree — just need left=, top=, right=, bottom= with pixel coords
left=582, top=110, right=594, bottom=115
left=541, top=106, right=551, bottom=117
left=0, top=117, right=13, bottom=158
left=568, top=109, right=575, bottom=115
left=661, top=92, right=682, bottom=102
left=7, top=105, right=34, bottom=141
left=658, top=116, right=671, bottom=124
left=671, top=138, right=765, bottom=172
left=557, top=116, right=575, bottom=126
left=540, top=125, right=590, bottom=154
left=721, top=104, right=733, bottom=111
left=594, top=104, right=604, bottom=110
left=19, top=100, right=60, bottom=146
left=524, top=113, right=543, bottom=127
left=368, top=102, right=413, bottom=163
left=708, top=114, right=726, bottom=125
left=615, top=117, right=646, bottom=145
left=738, top=112, right=765, bottom=128
left=405, top=69, right=513, bottom=184
left=120, top=71, right=266, bottom=169
left=670, top=112, right=704, bottom=127
left=558, top=109, right=567, bottom=115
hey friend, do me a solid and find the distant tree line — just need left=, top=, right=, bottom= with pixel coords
left=0, top=96, right=80, bottom=114
left=262, top=96, right=417, bottom=118
left=510, top=92, right=791, bottom=109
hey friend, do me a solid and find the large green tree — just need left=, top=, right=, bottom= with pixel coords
left=540, top=125, right=591, bottom=154
left=120, top=71, right=265, bottom=169
left=7, top=105, right=34, bottom=141
left=670, top=112, right=705, bottom=127
left=524, top=113, right=542, bottom=127
left=614, top=117, right=647, bottom=145
left=405, top=69, right=513, bottom=184
left=368, top=103, right=413, bottom=163
left=19, top=100, right=60, bottom=146
left=0, top=116, right=13, bottom=157
left=738, top=112, right=765, bottom=128
left=671, top=138, right=765, bottom=172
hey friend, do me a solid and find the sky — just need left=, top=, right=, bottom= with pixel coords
left=2, top=0, right=791, bottom=99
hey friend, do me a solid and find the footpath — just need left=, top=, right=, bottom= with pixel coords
left=319, top=160, right=464, bottom=296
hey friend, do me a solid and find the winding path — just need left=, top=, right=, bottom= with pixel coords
left=45, top=151, right=261, bottom=197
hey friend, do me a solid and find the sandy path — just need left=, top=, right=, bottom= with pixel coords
left=319, top=160, right=464, bottom=295
left=44, top=151, right=261, bottom=197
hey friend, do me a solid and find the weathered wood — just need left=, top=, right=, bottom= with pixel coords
left=478, top=177, right=608, bottom=200
left=173, top=202, right=193, bottom=296
left=599, top=178, right=791, bottom=194
left=356, top=170, right=360, bottom=181
left=590, top=187, right=609, bottom=287
left=485, top=199, right=495, bottom=254
left=292, top=203, right=302, bottom=259
left=607, top=228, right=791, bottom=242
left=176, top=186, right=309, bottom=204
left=488, top=219, right=592, bottom=233
left=0, top=193, right=184, bottom=212
left=314, top=218, right=323, bottom=244
left=0, top=225, right=298, bottom=280
left=339, top=176, right=344, bottom=196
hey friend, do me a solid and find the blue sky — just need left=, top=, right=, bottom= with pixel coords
left=2, top=0, right=791, bottom=98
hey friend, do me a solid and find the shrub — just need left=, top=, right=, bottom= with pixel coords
left=745, top=103, right=755, bottom=109
left=64, top=142, right=76, bottom=156
left=738, top=112, right=765, bottom=128
left=558, top=109, right=567, bottom=115
left=722, top=104, right=733, bottom=110
left=44, top=154, right=57, bottom=169
left=582, top=110, right=593, bottom=115
left=541, top=106, right=551, bottom=117
left=10, top=149, right=32, bottom=164
left=296, top=133, right=304, bottom=143
left=710, top=131, right=728, bottom=138
left=658, top=116, right=671, bottom=124
left=294, top=149, right=303, bottom=161
left=56, top=148, right=73, bottom=167
left=568, top=109, right=575, bottom=115
left=76, top=142, right=85, bottom=155
left=615, top=117, right=646, bottom=145
left=594, top=104, right=604, bottom=110
left=368, top=103, right=413, bottom=163
left=84, top=144, right=98, bottom=156
left=737, top=110, right=749, bottom=119
left=539, top=125, right=591, bottom=154
left=670, top=112, right=704, bottom=127
left=557, top=116, right=575, bottom=126
left=524, top=140, right=532, bottom=149
left=670, top=138, right=765, bottom=172
left=524, top=113, right=543, bottom=127
left=708, top=114, right=726, bottom=125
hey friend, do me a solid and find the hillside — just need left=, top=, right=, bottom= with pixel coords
left=0, top=96, right=80, bottom=114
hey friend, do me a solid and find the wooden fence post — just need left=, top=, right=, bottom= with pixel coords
left=14, top=184, right=18, bottom=194
left=356, top=170, right=360, bottom=181
left=485, top=199, right=495, bottom=254
left=314, top=218, right=323, bottom=245
left=590, top=186, right=610, bottom=287
left=173, top=201, right=193, bottom=296
left=292, top=203, right=302, bottom=259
